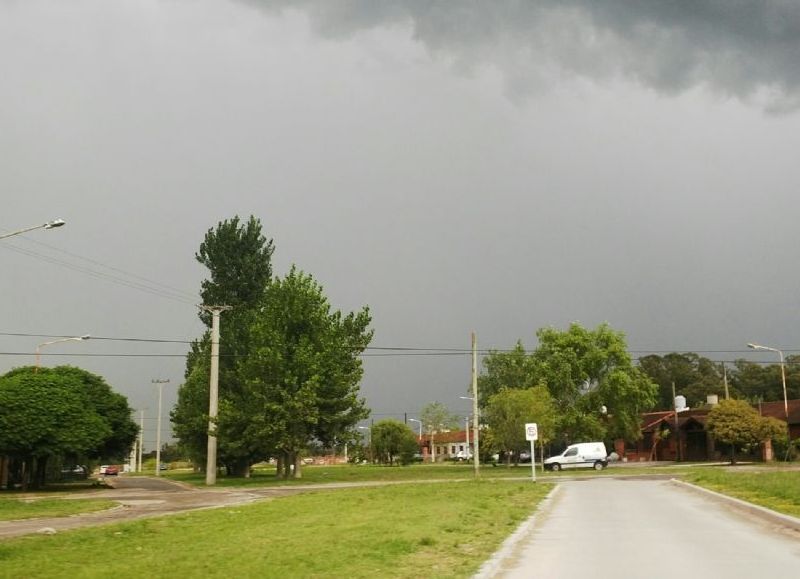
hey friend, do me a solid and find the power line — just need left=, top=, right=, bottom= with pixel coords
left=4, top=332, right=800, bottom=354
left=1, top=351, right=797, bottom=365
left=0, top=241, right=197, bottom=306
left=14, top=234, right=197, bottom=301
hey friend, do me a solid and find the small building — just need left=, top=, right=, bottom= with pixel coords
left=616, top=398, right=800, bottom=462
left=419, top=429, right=475, bottom=462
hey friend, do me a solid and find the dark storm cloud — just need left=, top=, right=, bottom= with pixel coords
left=246, top=0, right=800, bottom=111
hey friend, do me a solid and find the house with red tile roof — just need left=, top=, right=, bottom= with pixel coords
left=616, top=399, right=800, bottom=462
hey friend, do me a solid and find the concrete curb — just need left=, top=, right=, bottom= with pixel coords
left=670, top=478, right=800, bottom=532
left=473, top=484, right=562, bottom=579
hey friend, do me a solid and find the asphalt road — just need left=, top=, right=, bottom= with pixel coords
left=497, top=478, right=800, bottom=579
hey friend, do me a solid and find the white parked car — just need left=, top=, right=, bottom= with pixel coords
left=544, top=442, right=608, bottom=471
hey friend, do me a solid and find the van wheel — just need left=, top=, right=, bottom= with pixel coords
left=551, top=463, right=560, bottom=472
left=594, top=461, right=604, bottom=471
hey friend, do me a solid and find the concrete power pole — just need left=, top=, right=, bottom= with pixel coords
left=138, top=410, right=145, bottom=472
left=472, top=332, right=480, bottom=478
left=152, top=379, right=170, bottom=476
left=199, top=305, right=231, bottom=486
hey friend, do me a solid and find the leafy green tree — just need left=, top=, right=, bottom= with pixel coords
left=707, top=399, right=783, bottom=464
left=371, top=420, right=419, bottom=466
left=171, top=358, right=213, bottom=468
left=479, top=323, right=657, bottom=444
left=477, top=341, right=539, bottom=406
left=0, top=370, right=111, bottom=489
left=531, top=323, right=657, bottom=442
left=239, top=267, right=372, bottom=478
left=175, top=217, right=372, bottom=479
left=40, top=366, right=137, bottom=462
left=484, top=386, right=556, bottom=466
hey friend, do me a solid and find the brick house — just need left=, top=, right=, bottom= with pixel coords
left=616, top=399, right=800, bottom=462
left=419, top=429, right=475, bottom=462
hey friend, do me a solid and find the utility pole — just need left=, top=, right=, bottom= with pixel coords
left=152, top=379, right=170, bottom=476
left=199, top=305, right=231, bottom=486
left=138, top=410, right=145, bottom=472
left=672, top=382, right=681, bottom=462
left=465, top=415, right=470, bottom=459
left=472, top=332, right=480, bottom=477
left=722, top=363, right=729, bottom=400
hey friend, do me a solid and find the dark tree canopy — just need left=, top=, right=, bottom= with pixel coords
left=0, top=366, right=136, bottom=489
left=638, top=353, right=727, bottom=410
left=174, top=218, right=372, bottom=479
left=196, top=215, right=274, bottom=321
left=240, top=267, right=372, bottom=477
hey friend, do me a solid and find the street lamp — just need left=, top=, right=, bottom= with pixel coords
left=408, top=418, right=422, bottom=440
left=0, top=219, right=65, bottom=240
left=152, top=379, right=170, bottom=476
left=35, top=335, right=90, bottom=370
left=358, top=426, right=371, bottom=463
left=747, top=343, right=789, bottom=420
left=459, top=396, right=477, bottom=463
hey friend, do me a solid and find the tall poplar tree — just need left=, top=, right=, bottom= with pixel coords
left=174, top=216, right=275, bottom=474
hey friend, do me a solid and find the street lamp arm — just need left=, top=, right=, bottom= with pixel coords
left=0, top=219, right=65, bottom=240
left=35, top=335, right=91, bottom=370
left=746, top=341, right=789, bottom=420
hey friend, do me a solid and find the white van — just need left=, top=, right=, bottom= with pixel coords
left=544, top=442, right=608, bottom=471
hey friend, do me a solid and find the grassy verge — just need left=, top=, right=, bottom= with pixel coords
left=0, top=497, right=117, bottom=521
left=686, top=468, right=800, bottom=518
left=162, top=462, right=691, bottom=487
left=0, top=481, right=550, bottom=578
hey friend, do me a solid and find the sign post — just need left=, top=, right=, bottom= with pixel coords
left=525, top=423, right=538, bottom=482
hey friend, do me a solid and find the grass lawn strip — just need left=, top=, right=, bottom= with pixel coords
left=163, top=463, right=693, bottom=488
left=0, top=497, right=117, bottom=521
left=687, top=469, right=800, bottom=518
left=0, top=480, right=551, bottom=578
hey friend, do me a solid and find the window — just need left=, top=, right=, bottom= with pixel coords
left=564, top=448, right=578, bottom=457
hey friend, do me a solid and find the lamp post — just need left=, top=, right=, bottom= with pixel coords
left=152, top=379, right=170, bottom=476
left=0, top=219, right=65, bottom=240
left=408, top=418, right=422, bottom=440
left=35, top=335, right=90, bottom=370
left=358, top=426, right=371, bottom=463
left=459, top=396, right=478, bottom=466
left=747, top=343, right=789, bottom=420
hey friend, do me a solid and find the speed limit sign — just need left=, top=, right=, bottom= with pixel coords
left=525, top=423, right=538, bottom=441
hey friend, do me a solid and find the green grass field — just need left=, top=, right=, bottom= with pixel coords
left=0, top=480, right=551, bottom=578
left=0, top=497, right=116, bottom=521
left=687, top=468, right=800, bottom=518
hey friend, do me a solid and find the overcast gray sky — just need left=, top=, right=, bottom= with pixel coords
left=2, top=0, right=800, bottom=449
